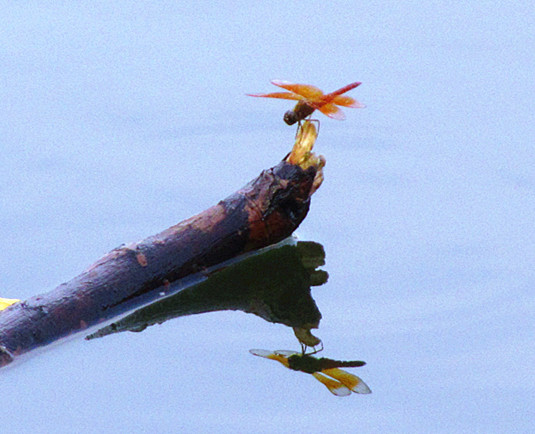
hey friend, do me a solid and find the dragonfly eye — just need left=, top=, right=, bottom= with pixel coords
left=283, top=110, right=298, bottom=125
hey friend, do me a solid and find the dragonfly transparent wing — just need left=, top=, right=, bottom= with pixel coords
left=322, top=368, right=372, bottom=394
left=312, top=372, right=352, bottom=397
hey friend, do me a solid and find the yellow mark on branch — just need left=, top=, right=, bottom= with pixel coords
left=286, top=121, right=321, bottom=169
left=0, top=297, right=20, bottom=311
left=293, top=326, right=322, bottom=347
left=286, top=121, right=325, bottom=195
left=310, top=155, right=326, bottom=194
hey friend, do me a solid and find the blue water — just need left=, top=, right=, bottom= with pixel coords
left=1, top=2, right=534, bottom=432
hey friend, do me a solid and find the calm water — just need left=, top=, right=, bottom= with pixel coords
left=1, top=2, right=534, bottom=432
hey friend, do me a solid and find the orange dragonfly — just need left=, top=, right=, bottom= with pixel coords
left=250, top=349, right=371, bottom=396
left=247, top=80, right=364, bottom=125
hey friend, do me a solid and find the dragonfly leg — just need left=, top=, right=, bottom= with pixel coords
left=299, top=340, right=324, bottom=355
left=295, top=118, right=320, bottom=139
left=308, top=118, right=320, bottom=135
left=305, top=340, right=324, bottom=355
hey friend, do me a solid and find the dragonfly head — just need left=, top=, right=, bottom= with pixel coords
left=283, top=110, right=299, bottom=125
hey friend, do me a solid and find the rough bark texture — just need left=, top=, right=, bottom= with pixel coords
left=85, top=241, right=326, bottom=340
left=0, top=158, right=318, bottom=367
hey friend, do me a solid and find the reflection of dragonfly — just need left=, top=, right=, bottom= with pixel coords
left=250, top=349, right=371, bottom=396
left=247, top=80, right=364, bottom=125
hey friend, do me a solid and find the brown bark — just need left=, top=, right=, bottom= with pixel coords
left=0, top=125, right=324, bottom=367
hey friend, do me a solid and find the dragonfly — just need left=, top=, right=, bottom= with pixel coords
left=250, top=349, right=371, bottom=396
left=247, top=80, right=364, bottom=125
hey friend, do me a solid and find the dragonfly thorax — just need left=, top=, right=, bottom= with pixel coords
left=284, top=101, right=316, bottom=125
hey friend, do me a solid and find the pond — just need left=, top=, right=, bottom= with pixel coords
left=1, top=2, right=534, bottom=433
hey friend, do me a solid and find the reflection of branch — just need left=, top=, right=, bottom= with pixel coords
left=0, top=153, right=323, bottom=368
left=87, top=241, right=327, bottom=340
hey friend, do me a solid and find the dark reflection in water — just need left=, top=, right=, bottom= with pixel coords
left=86, top=239, right=372, bottom=396
left=87, top=240, right=327, bottom=344
left=250, top=349, right=371, bottom=396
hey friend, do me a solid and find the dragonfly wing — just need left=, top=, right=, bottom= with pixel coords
left=274, top=350, right=300, bottom=357
left=249, top=349, right=276, bottom=358
left=246, top=92, right=302, bottom=101
left=249, top=349, right=291, bottom=368
left=332, top=95, right=365, bottom=108
left=317, top=102, right=346, bottom=120
left=271, top=80, right=324, bottom=101
left=328, top=81, right=361, bottom=97
left=312, top=372, right=352, bottom=397
left=322, top=368, right=371, bottom=394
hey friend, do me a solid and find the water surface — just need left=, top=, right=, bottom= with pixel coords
left=1, top=2, right=534, bottom=432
